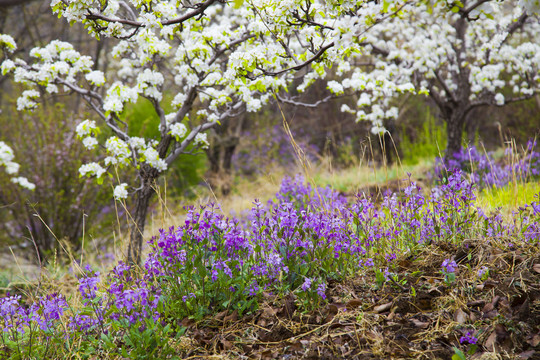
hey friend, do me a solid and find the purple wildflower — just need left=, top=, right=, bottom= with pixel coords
left=301, top=277, right=312, bottom=292
left=442, top=259, right=457, bottom=274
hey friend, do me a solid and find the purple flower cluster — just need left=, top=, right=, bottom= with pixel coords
left=460, top=331, right=478, bottom=345
left=441, top=259, right=458, bottom=274
left=0, top=292, right=68, bottom=336
left=272, top=174, right=347, bottom=211
left=1, top=171, right=539, bottom=355
left=434, top=141, right=540, bottom=189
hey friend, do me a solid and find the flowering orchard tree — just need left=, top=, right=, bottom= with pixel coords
left=0, top=0, right=411, bottom=264
left=2, top=0, right=537, bottom=264
left=324, top=0, right=540, bottom=160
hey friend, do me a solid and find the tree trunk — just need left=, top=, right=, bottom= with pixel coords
left=444, top=108, right=466, bottom=164
left=127, top=173, right=155, bottom=265
left=206, top=136, right=239, bottom=196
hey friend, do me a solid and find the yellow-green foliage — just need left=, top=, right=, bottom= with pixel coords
left=400, top=108, right=447, bottom=166
left=476, top=181, right=540, bottom=215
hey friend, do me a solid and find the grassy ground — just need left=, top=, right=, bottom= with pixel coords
left=1, top=154, right=539, bottom=359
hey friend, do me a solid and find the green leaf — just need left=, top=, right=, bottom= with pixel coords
left=451, top=6, right=459, bottom=13
left=233, top=0, right=244, bottom=8
left=452, top=347, right=467, bottom=360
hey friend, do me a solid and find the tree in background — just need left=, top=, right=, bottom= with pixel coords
left=324, top=0, right=540, bottom=160
left=1, top=0, right=539, bottom=265
left=0, top=0, right=410, bottom=264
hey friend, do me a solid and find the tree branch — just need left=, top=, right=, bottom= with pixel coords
left=275, top=93, right=334, bottom=108
left=256, top=41, right=335, bottom=77
left=86, top=0, right=219, bottom=29
left=459, top=0, right=490, bottom=18
left=434, top=70, right=457, bottom=104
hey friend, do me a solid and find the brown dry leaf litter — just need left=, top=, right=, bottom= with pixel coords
left=170, top=238, right=539, bottom=359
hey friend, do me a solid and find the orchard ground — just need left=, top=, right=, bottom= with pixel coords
left=1, top=148, right=540, bottom=360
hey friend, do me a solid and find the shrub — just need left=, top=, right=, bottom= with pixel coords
left=0, top=102, right=111, bottom=259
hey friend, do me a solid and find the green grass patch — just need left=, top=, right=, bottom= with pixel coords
left=476, top=181, right=540, bottom=214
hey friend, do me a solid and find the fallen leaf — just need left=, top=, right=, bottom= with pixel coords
left=346, top=298, right=363, bottom=309
left=482, top=310, right=498, bottom=319
left=410, top=318, right=429, bottom=329
left=261, top=306, right=277, bottom=318
left=224, top=310, right=238, bottom=323
left=533, top=263, right=540, bottom=274
left=215, top=310, right=228, bottom=321
left=485, top=331, right=497, bottom=351
left=288, top=340, right=304, bottom=352
left=454, top=309, right=468, bottom=324
left=467, top=300, right=486, bottom=307
left=518, top=350, right=536, bottom=359
left=260, top=350, right=276, bottom=360
left=374, top=302, right=392, bottom=313
left=526, top=334, right=540, bottom=347
left=220, top=338, right=233, bottom=350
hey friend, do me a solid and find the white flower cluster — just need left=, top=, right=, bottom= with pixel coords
left=76, top=119, right=100, bottom=150
left=113, top=183, right=128, bottom=200
left=194, top=133, right=209, bottom=150
left=520, top=0, right=540, bottom=14
left=142, top=148, right=167, bottom=172
left=11, top=177, right=36, bottom=190
left=103, top=82, right=138, bottom=113
left=85, top=70, right=106, bottom=86
left=105, top=137, right=131, bottom=166
left=16, top=90, right=40, bottom=111
left=136, top=69, right=164, bottom=101
left=51, top=0, right=100, bottom=23
left=330, top=0, right=540, bottom=126
left=79, top=162, right=106, bottom=178
left=2, top=39, right=97, bottom=113
left=1, top=141, right=35, bottom=190
left=0, top=34, right=16, bottom=53
left=494, top=93, right=505, bottom=106
left=169, top=123, right=187, bottom=140
left=0, top=141, right=19, bottom=175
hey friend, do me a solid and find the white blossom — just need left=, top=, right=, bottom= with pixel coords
left=143, top=148, right=167, bottom=172
left=494, top=93, right=505, bottom=106
left=11, top=177, right=35, bottom=190
left=128, top=137, right=146, bottom=150
left=103, top=82, right=138, bottom=113
left=105, top=137, right=131, bottom=165
left=113, top=183, right=129, bottom=200
left=76, top=119, right=98, bottom=138
left=0, top=34, right=16, bottom=53
left=85, top=70, right=106, bottom=86
left=16, top=90, right=40, bottom=111
left=1, top=59, right=15, bottom=75
left=194, top=133, right=209, bottom=149
left=79, top=162, right=106, bottom=178
left=170, top=123, right=187, bottom=140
